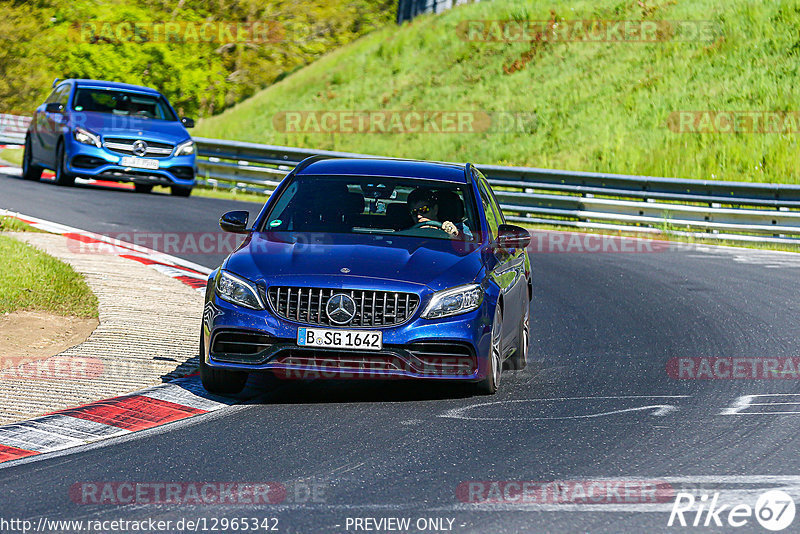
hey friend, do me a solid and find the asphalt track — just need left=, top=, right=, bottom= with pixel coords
left=2, top=174, right=800, bottom=533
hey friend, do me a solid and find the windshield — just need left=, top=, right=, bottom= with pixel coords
left=72, top=88, right=177, bottom=121
left=262, top=175, right=481, bottom=242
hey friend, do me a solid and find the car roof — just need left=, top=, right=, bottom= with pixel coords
left=296, top=158, right=468, bottom=183
left=65, top=79, right=162, bottom=95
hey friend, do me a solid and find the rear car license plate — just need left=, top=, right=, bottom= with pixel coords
left=297, top=328, right=382, bottom=351
left=120, top=156, right=159, bottom=170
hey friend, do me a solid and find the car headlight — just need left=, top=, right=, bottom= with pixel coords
left=421, top=283, right=483, bottom=319
left=73, top=127, right=101, bottom=148
left=216, top=270, right=264, bottom=310
left=174, top=140, right=194, bottom=156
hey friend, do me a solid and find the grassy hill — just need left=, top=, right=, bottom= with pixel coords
left=195, top=0, right=800, bottom=183
left=0, top=0, right=393, bottom=118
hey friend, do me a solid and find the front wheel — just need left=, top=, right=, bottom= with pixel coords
left=475, top=305, right=502, bottom=395
left=53, top=141, right=75, bottom=186
left=22, top=137, right=43, bottom=181
left=199, top=331, right=248, bottom=395
left=170, top=185, right=192, bottom=197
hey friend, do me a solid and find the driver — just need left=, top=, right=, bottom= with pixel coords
left=407, top=188, right=459, bottom=237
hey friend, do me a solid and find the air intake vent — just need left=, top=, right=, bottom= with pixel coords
left=210, top=330, right=276, bottom=363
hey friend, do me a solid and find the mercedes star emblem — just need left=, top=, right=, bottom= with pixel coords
left=326, top=294, right=357, bottom=325
left=132, top=140, right=148, bottom=157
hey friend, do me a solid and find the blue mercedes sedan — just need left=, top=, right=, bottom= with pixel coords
left=22, top=79, right=196, bottom=196
left=201, top=157, right=532, bottom=395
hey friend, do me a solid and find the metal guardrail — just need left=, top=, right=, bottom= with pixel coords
left=396, top=0, right=470, bottom=24
left=193, top=136, right=800, bottom=244
left=0, top=114, right=30, bottom=145
left=4, top=114, right=800, bottom=244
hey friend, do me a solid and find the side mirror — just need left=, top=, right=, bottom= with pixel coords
left=181, top=117, right=195, bottom=128
left=45, top=103, right=64, bottom=114
left=496, top=224, right=531, bottom=250
left=219, top=210, right=249, bottom=233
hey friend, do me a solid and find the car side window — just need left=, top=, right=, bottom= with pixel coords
left=477, top=177, right=500, bottom=239
left=44, top=88, right=59, bottom=104
left=57, top=85, right=70, bottom=106
left=46, top=85, right=68, bottom=107
left=476, top=169, right=506, bottom=225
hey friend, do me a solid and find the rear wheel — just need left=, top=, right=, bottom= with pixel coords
left=507, top=306, right=529, bottom=371
left=170, top=185, right=192, bottom=197
left=53, top=141, right=75, bottom=186
left=475, top=305, right=502, bottom=395
left=22, top=137, right=43, bottom=181
left=199, top=331, right=248, bottom=395
left=134, top=183, right=153, bottom=194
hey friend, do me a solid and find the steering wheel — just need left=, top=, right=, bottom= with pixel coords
left=412, top=220, right=449, bottom=235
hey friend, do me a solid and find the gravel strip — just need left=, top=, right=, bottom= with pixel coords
left=0, top=232, right=203, bottom=424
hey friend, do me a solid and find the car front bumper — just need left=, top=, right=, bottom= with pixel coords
left=64, top=136, right=196, bottom=187
left=202, top=290, right=496, bottom=382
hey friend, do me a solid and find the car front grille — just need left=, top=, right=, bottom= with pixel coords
left=266, top=287, right=420, bottom=327
left=103, top=137, right=174, bottom=158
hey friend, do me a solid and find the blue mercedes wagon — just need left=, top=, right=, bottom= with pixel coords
left=22, top=79, right=196, bottom=196
left=201, top=157, right=533, bottom=395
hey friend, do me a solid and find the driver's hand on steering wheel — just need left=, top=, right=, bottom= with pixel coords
left=441, top=221, right=459, bottom=237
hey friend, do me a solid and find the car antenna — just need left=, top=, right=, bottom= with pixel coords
left=52, top=78, right=61, bottom=88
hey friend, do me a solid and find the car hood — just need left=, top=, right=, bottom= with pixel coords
left=224, top=232, right=485, bottom=293
left=70, top=111, right=189, bottom=144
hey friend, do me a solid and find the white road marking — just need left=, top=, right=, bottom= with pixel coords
left=697, top=248, right=800, bottom=269
left=439, top=396, right=689, bottom=421
left=721, top=394, right=800, bottom=415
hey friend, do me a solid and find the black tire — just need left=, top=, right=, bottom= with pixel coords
left=170, top=185, right=192, bottom=197
left=22, top=137, right=43, bottom=181
left=134, top=183, right=153, bottom=194
left=53, top=140, right=75, bottom=186
left=507, top=306, right=529, bottom=371
left=475, top=304, right=502, bottom=395
left=199, top=331, right=248, bottom=395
